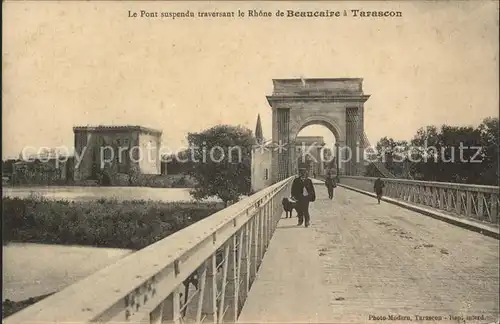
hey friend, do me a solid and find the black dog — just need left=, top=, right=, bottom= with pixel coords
left=282, top=197, right=298, bottom=218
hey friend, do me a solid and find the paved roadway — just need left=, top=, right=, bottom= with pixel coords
left=239, top=186, right=499, bottom=323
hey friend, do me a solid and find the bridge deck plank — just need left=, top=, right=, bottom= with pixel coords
left=238, top=186, right=499, bottom=323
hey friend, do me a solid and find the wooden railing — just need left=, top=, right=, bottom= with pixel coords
left=339, top=176, right=499, bottom=224
left=4, top=176, right=294, bottom=324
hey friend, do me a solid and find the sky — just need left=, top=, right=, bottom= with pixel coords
left=3, top=1, right=499, bottom=158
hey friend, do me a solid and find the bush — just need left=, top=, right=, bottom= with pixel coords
left=2, top=197, right=224, bottom=250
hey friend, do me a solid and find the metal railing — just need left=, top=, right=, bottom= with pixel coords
left=5, top=177, right=294, bottom=324
left=339, top=176, right=499, bottom=224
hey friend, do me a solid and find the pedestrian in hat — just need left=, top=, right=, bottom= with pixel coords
left=325, top=171, right=337, bottom=200
left=291, top=168, right=316, bottom=227
left=374, top=177, right=384, bottom=204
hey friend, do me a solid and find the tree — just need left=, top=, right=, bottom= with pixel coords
left=374, top=118, right=498, bottom=185
left=409, top=125, right=483, bottom=183
left=2, top=159, right=17, bottom=175
left=477, top=117, right=499, bottom=185
left=187, top=125, right=254, bottom=207
left=163, top=149, right=192, bottom=175
left=375, top=137, right=410, bottom=177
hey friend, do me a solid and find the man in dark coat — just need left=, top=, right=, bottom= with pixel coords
left=374, top=177, right=384, bottom=204
left=291, top=168, right=316, bottom=227
left=325, top=171, right=337, bottom=200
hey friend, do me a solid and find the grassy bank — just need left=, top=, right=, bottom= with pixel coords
left=3, top=197, right=224, bottom=249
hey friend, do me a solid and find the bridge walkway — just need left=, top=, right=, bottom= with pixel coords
left=238, top=185, right=499, bottom=323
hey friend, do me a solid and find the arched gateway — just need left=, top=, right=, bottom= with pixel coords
left=267, top=78, right=370, bottom=183
left=251, top=78, right=371, bottom=191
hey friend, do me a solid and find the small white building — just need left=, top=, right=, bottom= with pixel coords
left=251, top=140, right=273, bottom=192
left=73, top=125, right=162, bottom=181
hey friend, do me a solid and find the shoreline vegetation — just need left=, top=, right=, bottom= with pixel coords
left=3, top=197, right=224, bottom=249
left=2, top=174, right=197, bottom=188
left=2, top=196, right=224, bottom=318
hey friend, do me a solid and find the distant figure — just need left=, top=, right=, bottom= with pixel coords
left=313, top=172, right=316, bottom=178
left=374, top=177, right=384, bottom=204
left=291, top=168, right=316, bottom=227
left=100, top=171, right=111, bottom=186
left=325, top=172, right=337, bottom=200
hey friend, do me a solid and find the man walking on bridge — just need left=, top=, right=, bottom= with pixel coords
left=374, top=177, right=385, bottom=204
left=325, top=171, right=337, bottom=200
left=291, top=168, right=316, bottom=227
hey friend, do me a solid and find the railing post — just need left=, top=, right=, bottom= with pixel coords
left=455, top=189, right=461, bottom=214
left=251, top=213, right=259, bottom=282
left=237, top=224, right=247, bottom=312
left=173, top=286, right=181, bottom=324
left=149, top=297, right=165, bottom=324
left=202, top=255, right=218, bottom=323
left=466, top=191, right=472, bottom=218
left=241, top=221, right=251, bottom=303
left=261, top=203, right=266, bottom=245
left=446, top=189, right=453, bottom=212
left=477, top=192, right=485, bottom=219
left=260, top=203, right=265, bottom=261
left=267, top=202, right=272, bottom=247
left=439, top=188, right=445, bottom=210
left=195, top=263, right=207, bottom=323
left=273, top=190, right=278, bottom=222
left=432, top=187, right=438, bottom=208
left=490, top=195, right=498, bottom=223
left=262, top=202, right=268, bottom=250
left=225, top=237, right=237, bottom=322
left=217, top=244, right=230, bottom=323
left=163, top=287, right=182, bottom=324
left=274, top=195, right=281, bottom=226
left=268, top=200, right=272, bottom=245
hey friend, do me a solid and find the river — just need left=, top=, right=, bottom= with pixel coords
left=2, top=186, right=221, bottom=203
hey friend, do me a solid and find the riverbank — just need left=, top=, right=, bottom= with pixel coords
left=2, top=196, right=224, bottom=318
left=2, top=185, right=217, bottom=203
left=3, top=197, right=224, bottom=249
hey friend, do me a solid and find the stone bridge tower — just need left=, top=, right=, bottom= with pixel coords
left=266, top=78, right=370, bottom=183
